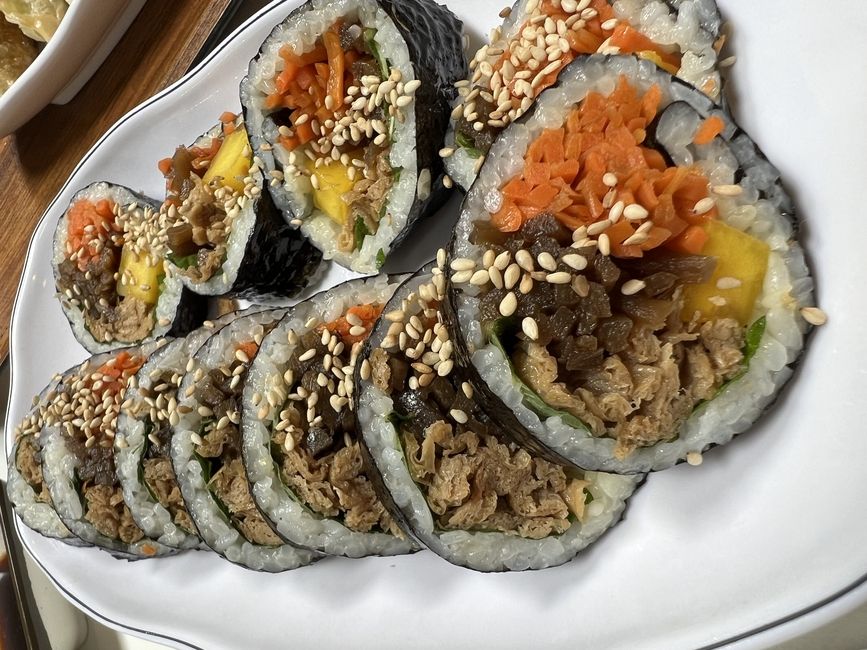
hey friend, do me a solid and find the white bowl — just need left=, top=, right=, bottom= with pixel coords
left=0, top=0, right=145, bottom=137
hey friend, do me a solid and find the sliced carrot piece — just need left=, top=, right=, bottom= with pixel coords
left=665, top=224, right=709, bottom=255
left=502, top=177, right=533, bottom=199
left=693, top=115, right=725, bottom=145
left=492, top=199, right=523, bottom=232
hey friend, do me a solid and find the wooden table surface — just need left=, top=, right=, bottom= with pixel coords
left=0, top=0, right=235, bottom=362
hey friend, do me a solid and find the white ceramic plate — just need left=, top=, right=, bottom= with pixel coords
left=4, top=1, right=866, bottom=648
left=0, top=0, right=145, bottom=137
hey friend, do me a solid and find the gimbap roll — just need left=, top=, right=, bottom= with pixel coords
left=241, top=0, right=465, bottom=274
left=157, top=113, right=322, bottom=300
left=53, top=182, right=205, bottom=353
left=170, top=308, right=318, bottom=571
left=356, top=266, right=641, bottom=571
left=36, top=344, right=175, bottom=558
left=446, top=55, right=818, bottom=474
left=442, top=0, right=725, bottom=190
left=241, top=275, right=415, bottom=557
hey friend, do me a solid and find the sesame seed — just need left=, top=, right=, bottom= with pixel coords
left=587, top=220, right=611, bottom=236
left=522, top=317, right=539, bottom=341
left=598, top=234, right=611, bottom=256
left=623, top=204, right=649, bottom=221
left=601, top=18, right=618, bottom=30
left=499, top=292, right=518, bottom=317
left=562, top=254, right=587, bottom=271
left=470, top=269, right=490, bottom=286
left=546, top=272, right=572, bottom=285
left=450, top=409, right=468, bottom=424
left=299, top=349, right=316, bottom=362
left=515, top=249, right=534, bottom=272
left=488, top=265, right=504, bottom=289
left=719, top=55, right=737, bottom=68
left=519, top=273, right=534, bottom=295
left=800, top=306, right=827, bottom=326
left=452, top=270, right=473, bottom=284
left=693, top=197, right=716, bottom=215
left=602, top=172, right=618, bottom=187
left=621, top=279, right=647, bottom=296
left=349, top=325, right=366, bottom=337
left=686, top=451, right=703, bottom=466
left=235, top=349, right=250, bottom=364
left=450, top=257, right=476, bottom=272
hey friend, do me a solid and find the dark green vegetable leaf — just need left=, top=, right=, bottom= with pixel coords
left=354, top=216, right=371, bottom=251
left=392, top=166, right=403, bottom=183
left=168, top=252, right=198, bottom=269
left=138, top=421, right=160, bottom=503
left=584, top=491, right=594, bottom=505
left=742, top=316, right=766, bottom=364
left=455, top=132, right=482, bottom=159
left=376, top=249, right=386, bottom=269
left=487, top=319, right=588, bottom=432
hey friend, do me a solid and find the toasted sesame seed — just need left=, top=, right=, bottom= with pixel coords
left=299, top=349, right=316, bottom=362
left=621, top=279, right=647, bottom=296
left=450, top=257, right=476, bottom=272
left=800, top=306, right=827, bottom=326
left=488, top=265, right=504, bottom=289
left=546, top=272, right=571, bottom=285
left=499, top=292, right=518, bottom=317
left=235, top=349, right=250, bottom=364
left=719, top=55, right=737, bottom=68
left=470, top=269, right=490, bottom=286
left=522, top=317, right=539, bottom=341
left=450, top=409, right=468, bottom=424
left=587, top=220, right=611, bottom=236
left=461, top=381, right=474, bottom=399
left=623, top=204, right=649, bottom=221
left=562, top=254, right=587, bottom=271
left=598, top=233, right=611, bottom=256
left=693, top=197, right=716, bottom=214
left=436, top=248, right=447, bottom=269
left=515, top=249, right=534, bottom=272
left=537, top=252, right=557, bottom=271
left=452, top=269, right=473, bottom=284
left=349, top=325, right=366, bottom=337
left=602, top=172, right=618, bottom=187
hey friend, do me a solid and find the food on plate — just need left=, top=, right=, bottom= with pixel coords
left=113, top=318, right=243, bottom=551
left=0, top=15, right=36, bottom=94
left=28, top=344, right=175, bottom=558
left=356, top=265, right=641, bottom=570
left=0, top=0, right=68, bottom=42
left=241, top=275, right=416, bottom=557
left=156, top=114, right=322, bottom=299
left=241, top=0, right=466, bottom=273
left=446, top=55, right=816, bottom=473
left=7, top=373, right=84, bottom=545
left=170, top=308, right=319, bottom=571
left=442, top=0, right=725, bottom=190
left=52, top=182, right=206, bottom=354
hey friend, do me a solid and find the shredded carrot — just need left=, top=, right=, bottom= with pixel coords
left=321, top=304, right=384, bottom=345
left=220, top=111, right=238, bottom=135
left=490, top=76, right=717, bottom=256
left=66, top=199, right=119, bottom=271
left=608, top=23, right=682, bottom=71
left=693, top=115, right=725, bottom=145
left=92, top=352, right=144, bottom=398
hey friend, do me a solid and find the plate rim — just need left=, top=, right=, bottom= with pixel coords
left=4, top=0, right=863, bottom=648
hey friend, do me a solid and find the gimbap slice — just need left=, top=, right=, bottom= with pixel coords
left=37, top=344, right=175, bottom=558
left=170, top=308, right=318, bottom=571
left=356, top=266, right=641, bottom=571
left=114, top=315, right=241, bottom=550
left=446, top=55, right=819, bottom=474
left=157, top=114, right=322, bottom=300
left=241, top=275, right=415, bottom=557
left=8, top=375, right=84, bottom=544
left=53, top=182, right=205, bottom=353
left=241, top=0, right=465, bottom=274
left=442, top=0, right=726, bottom=191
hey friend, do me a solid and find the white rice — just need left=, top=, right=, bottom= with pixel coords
left=242, top=0, right=419, bottom=274
left=52, top=182, right=186, bottom=354
left=449, top=56, right=814, bottom=474
left=444, top=0, right=724, bottom=191
left=242, top=275, right=416, bottom=557
left=171, top=308, right=319, bottom=571
left=7, top=437, right=80, bottom=542
left=356, top=269, right=641, bottom=571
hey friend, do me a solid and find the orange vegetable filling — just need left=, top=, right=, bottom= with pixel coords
left=66, top=198, right=120, bottom=271
left=266, top=21, right=360, bottom=152
left=492, top=76, right=716, bottom=257
left=93, top=352, right=145, bottom=399
left=321, top=304, right=383, bottom=345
